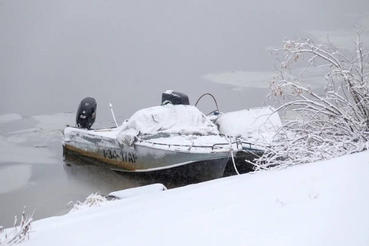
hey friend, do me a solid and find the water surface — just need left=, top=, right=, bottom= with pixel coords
left=1, top=0, right=368, bottom=228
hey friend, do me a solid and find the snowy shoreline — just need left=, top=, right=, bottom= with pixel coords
left=6, top=150, right=369, bottom=246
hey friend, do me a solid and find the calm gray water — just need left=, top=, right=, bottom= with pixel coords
left=0, top=113, right=215, bottom=228
left=0, top=0, right=368, bottom=228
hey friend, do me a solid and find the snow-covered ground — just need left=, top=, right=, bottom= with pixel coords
left=9, top=150, right=369, bottom=246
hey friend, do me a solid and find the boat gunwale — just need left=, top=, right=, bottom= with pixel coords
left=63, top=143, right=230, bottom=173
left=64, top=126, right=240, bottom=153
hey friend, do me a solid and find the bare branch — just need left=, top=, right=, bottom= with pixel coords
left=260, top=29, right=369, bottom=170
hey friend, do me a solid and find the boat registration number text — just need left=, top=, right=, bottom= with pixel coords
left=102, top=149, right=137, bottom=163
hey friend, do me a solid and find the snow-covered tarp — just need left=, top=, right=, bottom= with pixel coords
left=117, top=105, right=219, bottom=145
left=215, top=106, right=282, bottom=144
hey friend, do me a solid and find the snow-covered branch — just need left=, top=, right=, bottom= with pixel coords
left=0, top=209, right=34, bottom=245
left=258, top=29, right=369, bottom=169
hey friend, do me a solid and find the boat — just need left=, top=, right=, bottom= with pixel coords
left=63, top=93, right=243, bottom=182
left=211, top=105, right=282, bottom=174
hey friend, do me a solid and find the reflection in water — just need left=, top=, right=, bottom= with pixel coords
left=0, top=112, right=206, bottom=228
left=64, top=154, right=205, bottom=190
left=1, top=156, right=198, bottom=228
left=63, top=158, right=144, bottom=195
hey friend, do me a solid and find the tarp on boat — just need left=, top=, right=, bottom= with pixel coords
left=214, top=106, right=282, bottom=144
left=117, top=105, right=219, bottom=146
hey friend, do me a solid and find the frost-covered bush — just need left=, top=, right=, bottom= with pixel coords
left=255, top=29, right=369, bottom=170
left=0, top=209, right=33, bottom=245
left=68, top=192, right=109, bottom=212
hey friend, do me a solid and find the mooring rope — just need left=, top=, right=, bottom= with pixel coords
left=225, top=135, right=240, bottom=175
left=230, top=148, right=240, bottom=175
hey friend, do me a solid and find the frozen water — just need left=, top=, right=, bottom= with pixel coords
left=0, top=164, right=32, bottom=194
left=0, top=113, right=22, bottom=124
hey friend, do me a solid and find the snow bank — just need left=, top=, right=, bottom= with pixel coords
left=20, top=151, right=369, bottom=246
left=215, top=106, right=282, bottom=144
left=117, top=105, right=219, bottom=145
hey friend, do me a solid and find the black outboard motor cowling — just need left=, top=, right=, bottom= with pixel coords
left=161, top=90, right=190, bottom=105
left=76, top=97, right=97, bottom=129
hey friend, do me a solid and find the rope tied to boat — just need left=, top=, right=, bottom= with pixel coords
left=225, top=135, right=240, bottom=175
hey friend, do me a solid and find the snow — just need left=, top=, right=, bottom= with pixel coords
left=63, top=127, right=119, bottom=140
left=215, top=106, right=282, bottom=144
left=14, top=150, right=369, bottom=246
left=117, top=104, right=219, bottom=145
left=144, top=135, right=228, bottom=146
left=109, top=183, right=167, bottom=199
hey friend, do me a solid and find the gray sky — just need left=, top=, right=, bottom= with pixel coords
left=0, top=0, right=368, bottom=121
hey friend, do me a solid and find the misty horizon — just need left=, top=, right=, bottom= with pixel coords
left=1, top=0, right=368, bottom=121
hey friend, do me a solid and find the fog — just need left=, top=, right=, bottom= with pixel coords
left=0, top=0, right=368, bottom=121
left=0, top=0, right=368, bottom=228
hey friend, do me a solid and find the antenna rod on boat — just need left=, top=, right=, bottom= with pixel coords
left=109, top=103, right=119, bottom=128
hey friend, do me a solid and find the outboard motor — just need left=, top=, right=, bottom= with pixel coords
left=76, top=97, right=97, bottom=129
left=161, top=90, right=190, bottom=105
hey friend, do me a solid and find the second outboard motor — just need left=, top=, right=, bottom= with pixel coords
left=76, top=97, right=97, bottom=129
left=161, top=90, right=190, bottom=105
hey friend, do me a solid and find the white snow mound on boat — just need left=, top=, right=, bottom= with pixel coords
left=215, top=106, right=282, bottom=143
left=117, top=105, right=219, bottom=145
